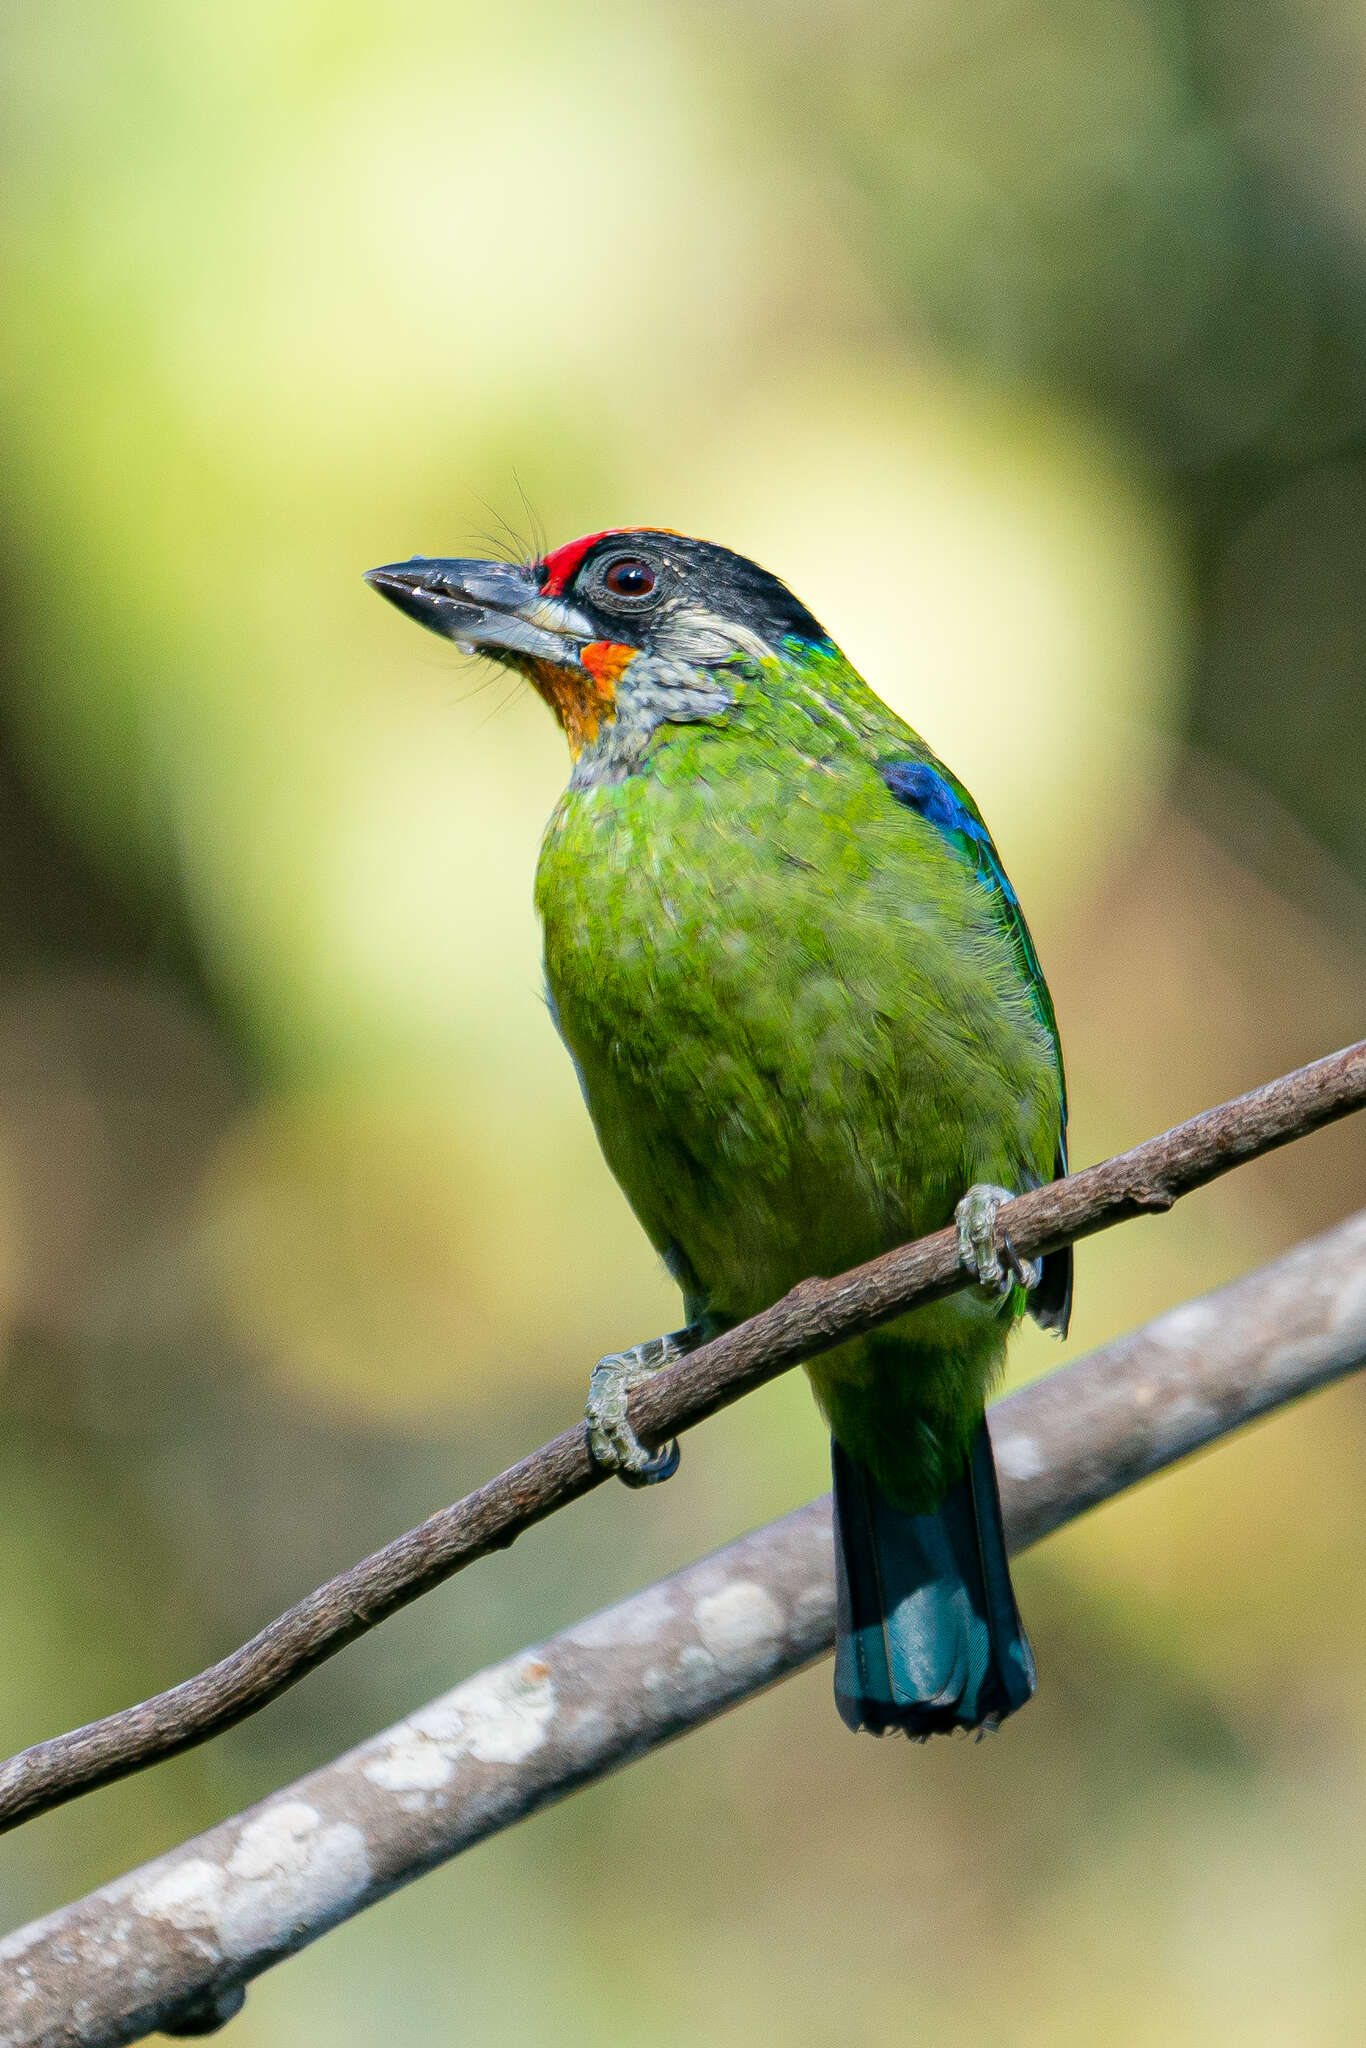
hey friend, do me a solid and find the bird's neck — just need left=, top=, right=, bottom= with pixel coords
left=564, top=642, right=886, bottom=790
left=565, top=655, right=738, bottom=789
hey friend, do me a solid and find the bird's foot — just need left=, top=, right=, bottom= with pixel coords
left=955, top=1184, right=1041, bottom=1301
left=585, top=1326, right=701, bottom=1488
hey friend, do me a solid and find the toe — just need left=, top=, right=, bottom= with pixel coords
left=955, top=1184, right=1017, bottom=1293
left=617, top=1438, right=681, bottom=1489
left=1001, top=1230, right=1042, bottom=1292
left=585, top=1351, right=680, bottom=1485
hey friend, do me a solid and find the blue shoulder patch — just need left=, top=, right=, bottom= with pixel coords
left=878, top=759, right=1021, bottom=913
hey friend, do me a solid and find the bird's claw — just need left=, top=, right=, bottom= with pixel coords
left=585, top=1334, right=687, bottom=1488
left=955, top=1184, right=1041, bottom=1301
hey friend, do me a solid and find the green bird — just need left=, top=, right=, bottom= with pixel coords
left=366, top=527, right=1070, bottom=1736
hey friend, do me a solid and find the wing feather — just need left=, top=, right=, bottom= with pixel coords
left=879, top=756, right=1071, bottom=1333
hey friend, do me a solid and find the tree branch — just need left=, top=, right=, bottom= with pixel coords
left=4, top=1208, right=1366, bottom=2047
left=0, top=1040, right=1362, bottom=1844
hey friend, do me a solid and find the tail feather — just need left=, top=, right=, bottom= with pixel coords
left=832, top=1419, right=1036, bottom=1736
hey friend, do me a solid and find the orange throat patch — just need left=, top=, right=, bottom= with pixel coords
left=525, top=641, right=637, bottom=757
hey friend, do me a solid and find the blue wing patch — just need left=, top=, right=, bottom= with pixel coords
left=878, top=759, right=1024, bottom=919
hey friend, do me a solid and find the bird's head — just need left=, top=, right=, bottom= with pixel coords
left=365, top=529, right=831, bottom=767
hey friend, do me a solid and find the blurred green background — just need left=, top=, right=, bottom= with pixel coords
left=4, top=0, right=1366, bottom=2040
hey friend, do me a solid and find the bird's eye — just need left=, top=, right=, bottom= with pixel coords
left=602, top=557, right=657, bottom=601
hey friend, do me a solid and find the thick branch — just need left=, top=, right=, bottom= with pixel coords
left=0, top=1039, right=1362, bottom=1840
left=4, top=1209, right=1366, bottom=2047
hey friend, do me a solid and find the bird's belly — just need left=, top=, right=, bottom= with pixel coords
left=541, top=850, right=1045, bottom=1325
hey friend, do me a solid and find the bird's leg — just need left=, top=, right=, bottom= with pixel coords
left=954, top=1185, right=1042, bottom=1300
left=585, top=1324, right=706, bottom=1488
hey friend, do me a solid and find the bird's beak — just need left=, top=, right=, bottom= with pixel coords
left=363, top=556, right=597, bottom=667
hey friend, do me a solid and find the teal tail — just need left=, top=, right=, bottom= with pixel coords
left=831, top=1419, right=1036, bottom=1736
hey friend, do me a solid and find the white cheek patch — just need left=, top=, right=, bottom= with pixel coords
left=653, top=606, right=775, bottom=666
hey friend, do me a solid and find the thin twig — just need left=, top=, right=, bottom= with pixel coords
left=5, top=1208, right=1366, bottom=2047
left=0, top=1040, right=1362, bottom=1840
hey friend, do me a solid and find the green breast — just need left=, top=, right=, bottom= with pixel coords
left=535, top=710, right=1061, bottom=1327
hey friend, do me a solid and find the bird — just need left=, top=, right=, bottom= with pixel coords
left=366, top=527, right=1070, bottom=1736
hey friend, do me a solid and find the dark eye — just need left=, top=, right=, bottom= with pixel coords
left=602, top=557, right=657, bottom=600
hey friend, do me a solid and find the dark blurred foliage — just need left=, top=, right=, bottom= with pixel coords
left=754, top=0, right=1366, bottom=889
